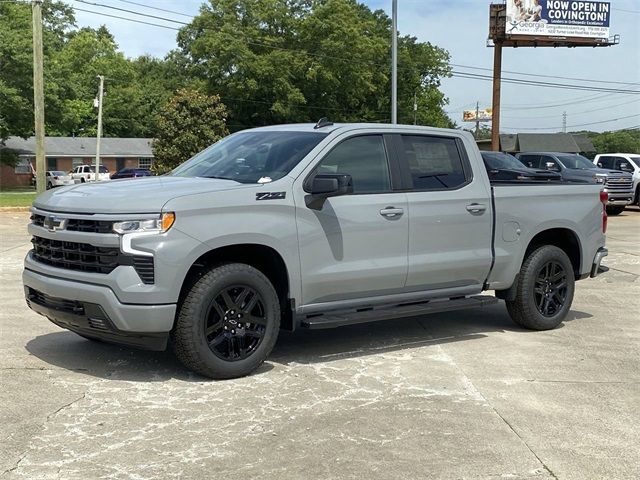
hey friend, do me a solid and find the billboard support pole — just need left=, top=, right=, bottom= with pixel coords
left=491, top=40, right=502, bottom=152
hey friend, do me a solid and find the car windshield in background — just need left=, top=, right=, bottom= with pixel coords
left=628, top=156, right=640, bottom=169
left=170, top=131, right=328, bottom=183
left=89, top=166, right=109, bottom=173
left=557, top=154, right=596, bottom=170
left=481, top=152, right=524, bottom=170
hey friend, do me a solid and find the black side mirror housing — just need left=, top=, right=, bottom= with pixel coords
left=306, top=174, right=353, bottom=209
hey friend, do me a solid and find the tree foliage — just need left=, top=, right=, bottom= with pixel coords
left=175, top=0, right=453, bottom=129
left=588, top=129, right=640, bottom=154
left=152, top=89, right=229, bottom=174
left=1, top=0, right=455, bottom=168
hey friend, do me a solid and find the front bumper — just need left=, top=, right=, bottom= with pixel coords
left=23, top=268, right=176, bottom=349
left=605, top=193, right=633, bottom=206
left=590, top=247, right=609, bottom=278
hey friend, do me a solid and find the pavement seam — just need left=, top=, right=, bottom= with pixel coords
left=606, top=266, right=639, bottom=278
left=416, top=320, right=559, bottom=480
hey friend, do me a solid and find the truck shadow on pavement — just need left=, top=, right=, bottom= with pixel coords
left=25, top=303, right=592, bottom=382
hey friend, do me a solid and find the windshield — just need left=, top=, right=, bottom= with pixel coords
left=51, top=171, right=67, bottom=176
left=481, top=152, right=524, bottom=170
left=627, top=156, right=640, bottom=169
left=171, top=131, right=328, bottom=183
left=557, top=154, right=596, bottom=170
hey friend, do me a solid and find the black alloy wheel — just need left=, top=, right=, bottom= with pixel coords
left=204, top=286, right=267, bottom=361
left=533, top=261, right=567, bottom=317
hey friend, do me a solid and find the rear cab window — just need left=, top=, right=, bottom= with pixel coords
left=398, top=135, right=470, bottom=190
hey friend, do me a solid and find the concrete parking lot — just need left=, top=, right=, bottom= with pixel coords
left=1, top=208, right=638, bottom=480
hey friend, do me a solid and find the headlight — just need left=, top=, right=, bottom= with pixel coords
left=113, top=212, right=175, bottom=234
left=594, top=175, right=605, bottom=184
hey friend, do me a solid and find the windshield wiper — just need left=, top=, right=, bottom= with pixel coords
left=201, top=175, right=239, bottom=181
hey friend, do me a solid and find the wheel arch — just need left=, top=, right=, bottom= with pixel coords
left=177, top=244, right=294, bottom=331
left=496, top=227, right=582, bottom=301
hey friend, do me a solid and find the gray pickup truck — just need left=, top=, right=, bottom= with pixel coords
left=24, top=123, right=609, bottom=379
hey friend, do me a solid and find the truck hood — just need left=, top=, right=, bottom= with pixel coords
left=33, top=176, right=250, bottom=214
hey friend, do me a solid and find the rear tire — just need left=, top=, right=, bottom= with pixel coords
left=46, top=182, right=52, bottom=190
left=606, top=206, right=624, bottom=216
left=80, top=177, right=86, bottom=183
left=506, top=245, right=575, bottom=331
left=172, top=263, right=280, bottom=379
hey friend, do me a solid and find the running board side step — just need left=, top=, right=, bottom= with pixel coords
left=300, top=295, right=499, bottom=329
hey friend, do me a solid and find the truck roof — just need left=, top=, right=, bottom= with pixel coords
left=245, top=122, right=470, bottom=137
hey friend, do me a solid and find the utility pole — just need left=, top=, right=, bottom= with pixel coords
left=491, top=41, right=503, bottom=151
left=391, top=0, right=398, bottom=124
left=562, top=111, right=567, bottom=133
left=475, top=101, right=481, bottom=139
left=94, top=75, right=105, bottom=181
left=413, top=92, right=417, bottom=125
left=32, top=0, right=45, bottom=193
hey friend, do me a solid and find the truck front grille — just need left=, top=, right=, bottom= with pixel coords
left=31, top=214, right=113, bottom=233
left=31, top=236, right=155, bottom=284
left=605, top=177, right=633, bottom=192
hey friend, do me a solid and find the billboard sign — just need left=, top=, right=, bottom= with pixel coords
left=463, top=108, right=493, bottom=122
left=505, top=1, right=610, bottom=39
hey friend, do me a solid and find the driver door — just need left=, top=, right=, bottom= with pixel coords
left=294, top=134, right=408, bottom=310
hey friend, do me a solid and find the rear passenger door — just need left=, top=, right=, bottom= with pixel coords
left=394, top=134, right=493, bottom=294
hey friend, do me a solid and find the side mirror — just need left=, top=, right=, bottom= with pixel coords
left=306, top=174, right=353, bottom=209
left=597, top=163, right=603, bottom=168
left=545, top=162, right=559, bottom=172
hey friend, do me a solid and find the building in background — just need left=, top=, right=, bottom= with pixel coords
left=476, top=133, right=596, bottom=155
left=0, top=137, right=154, bottom=188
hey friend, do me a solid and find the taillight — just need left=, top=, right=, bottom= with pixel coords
left=600, top=190, right=608, bottom=233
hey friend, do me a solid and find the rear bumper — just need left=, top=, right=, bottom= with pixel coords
left=590, top=247, right=609, bottom=278
left=23, top=268, right=176, bottom=350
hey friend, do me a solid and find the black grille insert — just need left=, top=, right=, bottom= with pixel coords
left=31, top=214, right=113, bottom=233
left=31, top=236, right=155, bottom=284
left=27, top=288, right=85, bottom=315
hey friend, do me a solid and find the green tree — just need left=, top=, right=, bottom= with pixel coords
left=174, top=0, right=453, bottom=129
left=0, top=0, right=74, bottom=148
left=152, top=89, right=229, bottom=173
left=588, top=129, right=640, bottom=154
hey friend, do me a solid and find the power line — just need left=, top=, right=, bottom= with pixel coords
left=502, top=98, right=640, bottom=120
left=451, top=63, right=639, bottom=87
left=504, top=113, right=640, bottom=131
left=113, top=0, right=193, bottom=18
left=69, top=0, right=640, bottom=97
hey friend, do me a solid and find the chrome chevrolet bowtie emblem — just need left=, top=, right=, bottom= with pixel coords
left=44, top=216, right=67, bottom=232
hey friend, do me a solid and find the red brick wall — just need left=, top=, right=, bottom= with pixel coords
left=0, top=164, right=33, bottom=189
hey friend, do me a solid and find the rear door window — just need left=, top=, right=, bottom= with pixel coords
left=598, top=157, right=614, bottom=169
left=399, top=135, right=469, bottom=190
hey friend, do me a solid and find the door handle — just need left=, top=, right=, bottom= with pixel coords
left=466, top=203, right=487, bottom=214
left=380, top=207, right=404, bottom=218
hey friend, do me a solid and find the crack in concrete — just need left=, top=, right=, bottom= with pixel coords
left=1, top=452, right=27, bottom=477
left=416, top=322, right=558, bottom=479
left=606, top=266, right=640, bottom=278
left=45, top=393, right=87, bottom=422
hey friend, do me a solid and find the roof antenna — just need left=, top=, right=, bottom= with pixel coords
left=314, top=117, right=334, bottom=129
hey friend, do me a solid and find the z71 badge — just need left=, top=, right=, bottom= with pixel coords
left=256, top=192, right=286, bottom=201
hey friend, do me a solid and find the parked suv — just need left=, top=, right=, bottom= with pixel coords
left=24, top=124, right=608, bottom=379
left=594, top=154, right=640, bottom=207
left=516, top=152, right=634, bottom=215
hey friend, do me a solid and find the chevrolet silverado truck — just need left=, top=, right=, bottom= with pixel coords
left=24, top=123, right=609, bottom=379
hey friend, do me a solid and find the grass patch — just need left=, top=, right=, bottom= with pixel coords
left=0, top=192, right=37, bottom=207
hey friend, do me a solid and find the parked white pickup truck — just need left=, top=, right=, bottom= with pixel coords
left=70, top=164, right=110, bottom=183
left=24, top=122, right=609, bottom=379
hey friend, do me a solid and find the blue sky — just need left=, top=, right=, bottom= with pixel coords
left=71, top=0, right=640, bottom=133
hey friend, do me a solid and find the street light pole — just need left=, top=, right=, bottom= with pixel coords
left=94, top=75, right=104, bottom=181
left=391, top=0, right=398, bottom=124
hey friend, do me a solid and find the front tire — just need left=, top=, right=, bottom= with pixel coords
left=46, top=182, right=52, bottom=190
left=173, top=263, right=280, bottom=379
left=606, top=206, right=624, bottom=216
left=506, top=245, right=575, bottom=331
